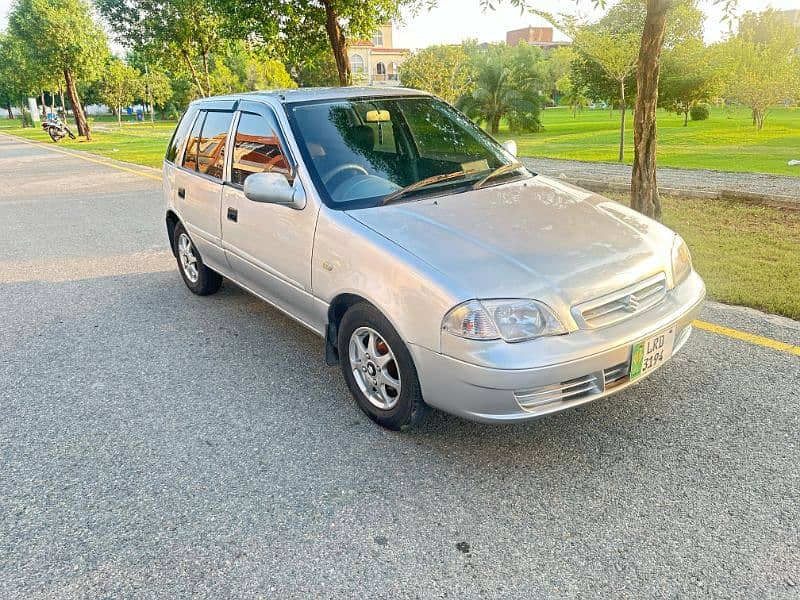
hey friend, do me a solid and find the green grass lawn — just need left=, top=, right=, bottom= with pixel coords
left=660, top=196, right=799, bottom=319
left=0, top=116, right=176, bottom=168
left=509, top=105, right=800, bottom=177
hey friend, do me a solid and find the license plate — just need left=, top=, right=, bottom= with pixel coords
left=629, top=326, right=676, bottom=381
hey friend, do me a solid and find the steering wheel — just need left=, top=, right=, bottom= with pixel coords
left=322, top=163, right=369, bottom=185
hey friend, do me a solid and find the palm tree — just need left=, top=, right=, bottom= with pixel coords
left=457, top=46, right=543, bottom=135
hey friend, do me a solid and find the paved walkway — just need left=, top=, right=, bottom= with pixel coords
left=523, top=157, right=800, bottom=205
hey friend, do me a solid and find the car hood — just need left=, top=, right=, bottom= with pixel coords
left=346, top=175, right=674, bottom=310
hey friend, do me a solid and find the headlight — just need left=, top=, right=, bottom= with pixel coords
left=442, top=299, right=566, bottom=343
left=671, top=234, right=692, bottom=287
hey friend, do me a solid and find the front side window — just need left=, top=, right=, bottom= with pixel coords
left=372, top=31, right=384, bottom=46
left=286, top=96, right=528, bottom=210
left=230, top=112, right=290, bottom=186
left=196, top=111, right=233, bottom=179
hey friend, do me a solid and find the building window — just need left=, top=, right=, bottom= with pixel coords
left=350, top=53, right=365, bottom=74
left=376, top=62, right=386, bottom=75
left=372, top=31, right=384, bottom=47
left=388, top=62, right=399, bottom=82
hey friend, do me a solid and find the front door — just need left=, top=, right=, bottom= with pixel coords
left=220, top=107, right=322, bottom=331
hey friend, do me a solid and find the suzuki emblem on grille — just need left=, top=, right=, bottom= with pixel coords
left=622, top=294, right=640, bottom=312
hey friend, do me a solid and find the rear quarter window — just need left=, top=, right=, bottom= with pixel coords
left=165, top=107, right=199, bottom=163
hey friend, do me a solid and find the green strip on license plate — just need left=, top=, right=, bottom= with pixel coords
left=629, top=341, right=645, bottom=381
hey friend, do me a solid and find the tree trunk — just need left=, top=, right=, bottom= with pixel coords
left=683, top=106, right=689, bottom=127
left=490, top=114, right=501, bottom=135
left=631, top=0, right=669, bottom=220
left=5, top=103, right=13, bottom=120
left=117, top=104, right=122, bottom=128
left=59, top=83, right=66, bottom=116
left=322, top=0, right=351, bottom=86
left=618, top=78, right=626, bottom=162
left=40, top=92, right=46, bottom=119
left=201, top=51, right=212, bottom=96
left=180, top=49, right=206, bottom=97
left=64, top=68, right=91, bottom=140
left=50, top=92, right=55, bottom=120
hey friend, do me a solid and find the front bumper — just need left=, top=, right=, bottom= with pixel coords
left=409, top=272, right=706, bottom=423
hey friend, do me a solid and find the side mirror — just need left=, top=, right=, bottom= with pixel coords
left=502, top=140, right=518, bottom=157
left=243, top=172, right=305, bottom=210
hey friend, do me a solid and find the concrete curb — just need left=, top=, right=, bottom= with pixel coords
left=564, top=177, right=800, bottom=210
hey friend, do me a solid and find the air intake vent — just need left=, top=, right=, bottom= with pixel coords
left=574, top=273, right=667, bottom=329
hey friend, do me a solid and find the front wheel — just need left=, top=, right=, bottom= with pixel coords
left=47, top=127, right=63, bottom=143
left=338, top=303, right=429, bottom=431
left=173, top=223, right=222, bottom=296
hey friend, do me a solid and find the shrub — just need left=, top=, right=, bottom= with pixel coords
left=690, top=103, right=710, bottom=121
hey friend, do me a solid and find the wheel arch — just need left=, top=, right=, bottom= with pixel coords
left=165, top=210, right=180, bottom=256
left=326, top=293, right=402, bottom=366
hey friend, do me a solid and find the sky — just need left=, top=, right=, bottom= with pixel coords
left=0, top=0, right=797, bottom=48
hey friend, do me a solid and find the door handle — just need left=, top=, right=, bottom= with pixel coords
left=227, top=207, right=238, bottom=222
left=177, top=187, right=185, bottom=199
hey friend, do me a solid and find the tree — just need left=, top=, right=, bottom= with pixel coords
left=0, top=34, right=33, bottom=121
left=96, top=0, right=226, bottom=98
left=571, top=26, right=639, bottom=161
left=401, top=44, right=475, bottom=104
left=556, top=74, right=591, bottom=117
left=140, top=69, right=173, bottom=122
left=659, top=40, right=720, bottom=126
left=99, top=59, right=142, bottom=127
left=723, top=10, right=800, bottom=131
left=7, top=0, right=107, bottom=139
left=457, top=44, right=543, bottom=135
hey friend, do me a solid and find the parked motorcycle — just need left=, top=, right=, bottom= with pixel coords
left=41, top=117, right=76, bottom=143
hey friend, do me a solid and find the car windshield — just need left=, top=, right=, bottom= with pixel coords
left=285, top=96, right=530, bottom=209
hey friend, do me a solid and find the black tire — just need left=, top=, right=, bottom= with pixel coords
left=338, top=302, right=429, bottom=431
left=172, top=223, right=222, bottom=296
left=47, top=127, right=62, bottom=143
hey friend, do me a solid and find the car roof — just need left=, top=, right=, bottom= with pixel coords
left=194, top=87, right=431, bottom=106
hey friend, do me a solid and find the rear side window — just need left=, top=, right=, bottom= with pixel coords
left=230, top=112, right=290, bottom=186
left=197, top=111, right=234, bottom=179
left=181, top=112, right=205, bottom=172
left=165, top=107, right=198, bottom=163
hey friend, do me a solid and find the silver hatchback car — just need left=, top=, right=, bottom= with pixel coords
left=164, top=88, right=705, bottom=430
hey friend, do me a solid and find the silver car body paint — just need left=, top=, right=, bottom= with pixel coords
left=164, top=88, right=706, bottom=423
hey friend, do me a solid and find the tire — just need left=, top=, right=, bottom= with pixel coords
left=338, top=302, right=429, bottom=431
left=47, top=127, right=62, bottom=143
left=172, top=223, right=222, bottom=296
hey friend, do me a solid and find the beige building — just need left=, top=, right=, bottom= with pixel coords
left=348, top=23, right=409, bottom=86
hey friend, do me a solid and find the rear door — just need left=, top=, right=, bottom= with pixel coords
left=173, top=108, right=235, bottom=273
left=220, top=102, right=322, bottom=330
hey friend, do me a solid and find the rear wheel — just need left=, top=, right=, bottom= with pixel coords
left=173, top=223, right=222, bottom=296
left=338, top=303, right=429, bottom=431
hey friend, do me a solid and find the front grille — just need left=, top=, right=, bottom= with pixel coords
left=514, top=361, right=631, bottom=412
left=574, top=273, right=667, bottom=329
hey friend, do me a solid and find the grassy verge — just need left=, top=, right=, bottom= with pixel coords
left=0, top=117, right=175, bottom=168
left=660, top=196, right=799, bottom=319
left=507, top=106, right=800, bottom=177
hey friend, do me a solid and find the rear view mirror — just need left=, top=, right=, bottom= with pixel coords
left=365, top=110, right=391, bottom=123
left=243, top=172, right=305, bottom=210
left=502, top=140, right=518, bottom=157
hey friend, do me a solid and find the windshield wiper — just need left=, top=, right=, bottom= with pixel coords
left=382, top=170, right=470, bottom=206
left=472, top=161, right=526, bottom=190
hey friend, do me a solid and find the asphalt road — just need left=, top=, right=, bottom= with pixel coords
left=1, top=134, right=798, bottom=599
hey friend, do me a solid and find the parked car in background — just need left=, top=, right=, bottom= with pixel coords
left=163, top=88, right=705, bottom=430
